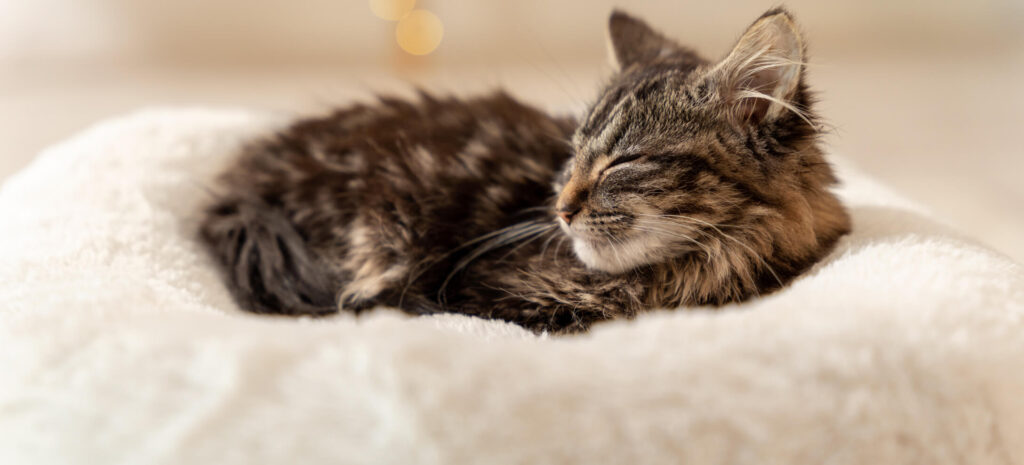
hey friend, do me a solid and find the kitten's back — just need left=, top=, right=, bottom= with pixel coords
left=200, top=92, right=575, bottom=315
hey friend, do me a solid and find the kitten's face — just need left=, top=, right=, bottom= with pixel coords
left=556, top=118, right=741, bottom=274
left=555, top=10, right=821, bottom=273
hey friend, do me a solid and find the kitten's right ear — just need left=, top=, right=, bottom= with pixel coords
left=710, top=9, right=807, bottom=125
left=607, top=10, right=678, bottom=70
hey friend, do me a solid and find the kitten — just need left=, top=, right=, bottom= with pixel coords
left=200, top=8, right=850, bottom=333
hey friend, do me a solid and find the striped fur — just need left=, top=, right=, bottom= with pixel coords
left=200, top=8, right=850, bottom=333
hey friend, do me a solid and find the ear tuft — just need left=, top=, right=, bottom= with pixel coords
left=607, top=10, right=678, bottom=70
left=714, top=9, right=808, bottom=125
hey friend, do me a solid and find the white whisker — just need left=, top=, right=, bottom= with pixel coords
left=635, top=213, right=783, bottom=287
left=438, top=221, right=556, bottom=302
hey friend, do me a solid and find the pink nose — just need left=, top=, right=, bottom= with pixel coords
left=557, top=207, right=580, bottom=225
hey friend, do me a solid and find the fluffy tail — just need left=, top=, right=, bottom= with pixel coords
left=200, top=198, right=338, bottom=315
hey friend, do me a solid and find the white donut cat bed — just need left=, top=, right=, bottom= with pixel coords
left=1, top=108, right=1022, bottom=464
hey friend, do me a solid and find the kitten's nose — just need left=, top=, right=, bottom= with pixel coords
left=557, top=206, right=581, bottom=225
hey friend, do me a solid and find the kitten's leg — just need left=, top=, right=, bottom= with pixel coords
left=482, top=265, right=645, bottom=333
left=326, top=214, right=421, bottom=313
left=200, top=198, right=338, bottom=315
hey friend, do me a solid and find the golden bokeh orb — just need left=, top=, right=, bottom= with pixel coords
left=395, top=9, right=444, bottom=56
left=369, top=0, right=416, bottom=21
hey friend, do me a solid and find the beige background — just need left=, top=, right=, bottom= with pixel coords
left=1, top=0, right=1022, bottom=261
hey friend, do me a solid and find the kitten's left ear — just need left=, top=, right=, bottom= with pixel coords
left=712, top=9, right=807, bottom=124
left=607, top=10, right=678, bottom=70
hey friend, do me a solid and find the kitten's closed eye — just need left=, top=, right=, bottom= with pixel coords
left=605, top=153, right=645, bottom=170
left=600, top=153, right=647, bottom=181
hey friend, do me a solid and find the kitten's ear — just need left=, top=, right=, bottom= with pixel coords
left=712, top=9, right=806, bottom=124
left=607, top=10, right=678, bottom=70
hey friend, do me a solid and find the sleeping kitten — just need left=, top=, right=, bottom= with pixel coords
left=200, top=8, right=850, bottom=333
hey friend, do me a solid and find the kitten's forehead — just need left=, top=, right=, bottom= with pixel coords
left=573, top=66, right=708, bottom=160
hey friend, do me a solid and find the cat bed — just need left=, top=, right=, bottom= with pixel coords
left=1, top=108, right=1022, bottom=464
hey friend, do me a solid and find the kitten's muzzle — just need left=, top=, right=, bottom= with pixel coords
left=555, top=176, right=588, bottom=226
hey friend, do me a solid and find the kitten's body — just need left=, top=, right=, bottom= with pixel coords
left=201, top=9, right=850, bottom=333
left=204, top=93, right=616, bottom=330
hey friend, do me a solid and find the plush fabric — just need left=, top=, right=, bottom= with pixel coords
left=1, top=108, right=1022, bottom=465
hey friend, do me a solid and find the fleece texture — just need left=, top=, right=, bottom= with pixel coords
left=0, top=108, right=1022, bottom=465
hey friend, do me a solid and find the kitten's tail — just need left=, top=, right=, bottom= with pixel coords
left=199, top=198, right=338, bottom=315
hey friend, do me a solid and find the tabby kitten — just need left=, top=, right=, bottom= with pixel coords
left=200, top=8, right=850, bottom=333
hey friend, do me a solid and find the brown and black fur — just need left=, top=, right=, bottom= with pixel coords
left=200, top=8, right=851, bottom=333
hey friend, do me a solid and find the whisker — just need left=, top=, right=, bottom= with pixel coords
left=635, top=214, right=783, bottom=287
left=437, top=221, right=555, bottom=303
left=498, top=224, right=557, bottom=262
left=553, top=233, right=568, bottom=259
left=630, top=225, right=714, bottom=263
left=635, top=214, right=755, bottom=231
left=399, top=219, right=552, bottom=307
left=539, top=228, right=563, bottom=262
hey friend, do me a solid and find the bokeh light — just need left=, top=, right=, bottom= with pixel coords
left=369, top=0, right=416, bottom=21
left=395, top=10, right=444, bottom=56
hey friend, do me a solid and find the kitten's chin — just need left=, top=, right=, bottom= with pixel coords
left=571, top=236, right=660, bottom=274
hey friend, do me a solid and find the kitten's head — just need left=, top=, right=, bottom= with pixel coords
left=555, top=8, right=848, bottom=275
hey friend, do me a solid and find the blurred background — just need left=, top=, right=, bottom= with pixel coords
left=1, top=0, right=1022, bottom=261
